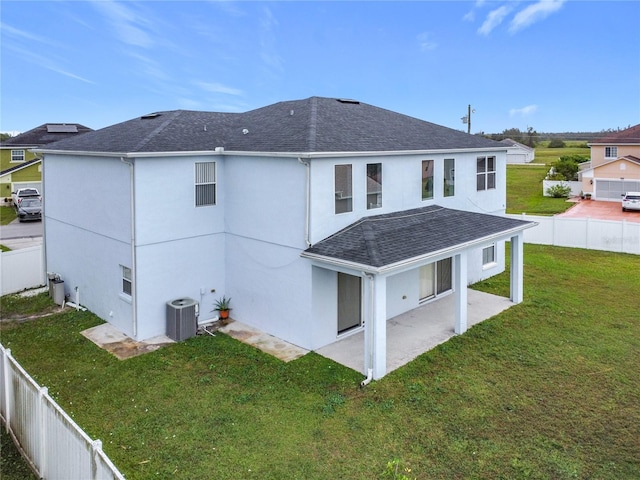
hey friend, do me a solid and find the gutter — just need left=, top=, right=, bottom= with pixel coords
left=33, top=146, right=509, bottom=160
left=120, top=157, right=138, bottom=338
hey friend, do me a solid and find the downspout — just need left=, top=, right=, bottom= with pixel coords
left=40, top=154, right=47, bottom=289
left=120, top=157, right=137, bottom=338
left=297, top=157, right=311, bottom=247
left=361, top=272, right=375, bottom=387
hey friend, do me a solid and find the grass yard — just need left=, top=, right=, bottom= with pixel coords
left=506, top=142, right=590, bottom=215
left=0, top=205, right=17, bottom=225
left=1, top=245, right=639, bottom=479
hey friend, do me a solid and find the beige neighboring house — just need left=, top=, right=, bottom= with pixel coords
left=580, top=124, right=640, bottom=200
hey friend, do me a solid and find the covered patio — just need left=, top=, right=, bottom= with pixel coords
left=316, top=288, right=514, bottom=374
left=303, top=205, right=536, bottom=381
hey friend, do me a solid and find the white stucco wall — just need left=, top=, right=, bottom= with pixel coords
left=307, top=151, right=507, bottom=242
left=44, top=154, right=134, bottom=335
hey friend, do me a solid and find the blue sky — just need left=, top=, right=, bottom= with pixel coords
left=2, top=1, right=639, bottom=136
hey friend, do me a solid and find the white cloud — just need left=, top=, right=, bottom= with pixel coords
left=478, top=5, right=512, bottom=36
left=509, top=0, right=566, bottom=34
left=417, top=32, right=437, bottom=51
left=91, top=0, right=155, bottom=48
left=510, top=105, right=538, bottom=117
left=194, top=81, right=243, bottom=96
left=0, top=23, right=48, bottom=43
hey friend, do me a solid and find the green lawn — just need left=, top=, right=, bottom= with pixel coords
left=2, top=245, right=639, bottom=479
left=0, top=205, right=17, bottom=225
left=506, top=143, right=590, bottom=215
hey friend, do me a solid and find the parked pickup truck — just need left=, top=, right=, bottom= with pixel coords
left=11, top=188, right=42, bottom=222
left=11, top=187, right=41, bottom=205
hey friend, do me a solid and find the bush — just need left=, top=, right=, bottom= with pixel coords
left=548, top=139, right=566, bottom=148
left=546, top=184, right=572, bottom=198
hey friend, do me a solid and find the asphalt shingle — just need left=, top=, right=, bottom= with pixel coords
left=40, top=97, right=507, bottom=154
left=304, top=205, right=533, bottom=268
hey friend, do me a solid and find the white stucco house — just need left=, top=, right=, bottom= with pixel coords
left=500, top=138, right=535, bottom=163
left=38, top=97, right=534, bottom=379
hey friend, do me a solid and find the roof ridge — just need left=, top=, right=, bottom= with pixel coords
left=132, top=110, right=183, bottom=152
left=361, top=221, right=382, bottom=266
left=308, top=97, right=318, bottom=151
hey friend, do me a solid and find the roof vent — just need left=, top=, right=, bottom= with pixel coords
left=47, top=124, right=78, bottom=133
left=337, top=98, right=360, bottom=104
left=141, top=113, right=161, bottom=120
left=242, top=128, right=249, bottom=135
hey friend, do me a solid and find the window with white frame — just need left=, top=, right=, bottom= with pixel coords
left=604, top=146, right=618, bottom=158
left=482, top=244, right=496, bottom=268
left=335, top=164, right=353, bottom=214
left=444, top=158, right=455, bottom=197
left=121, top=266, right=132, bottom=296
left=195, top=162, right=216, bottom=206
left=11, top=150, right=25, bottom=162
left=422, top=160, right=434, bottom=200
left=476, top=156, right=496, bottom=191
left=366, top=163, right=382, bottom=209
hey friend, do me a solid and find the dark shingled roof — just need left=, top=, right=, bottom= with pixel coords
left=40, top=97, right=507, bottom=154
left=303, top=205, right=534, bottom=270
left=1, top=123, right=93, bottom=148
left=591, top=124, right=640, bottom=144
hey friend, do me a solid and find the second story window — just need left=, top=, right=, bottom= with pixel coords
left=422, top=160, right=434, bottom=200
left=335, top=164, right=353, bottom=214
left=366, top=163, right=382, bottom=209
left=195, top=162, right=216, bottom=207
left=605, top=146, right=618, bottom=158
left=444, top=158, right=455, bottom=197
left=476, top=156, right=496, bottom=191
left=11, top=150, right=25, bottom=162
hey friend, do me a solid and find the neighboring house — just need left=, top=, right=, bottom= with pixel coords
left=500, top=138, right=535, bottom=163
left=580, top=124, right=640, bottom=200
left=38, top=97, right=534, bottom=379
left=0, top=123, right=93, bottom=201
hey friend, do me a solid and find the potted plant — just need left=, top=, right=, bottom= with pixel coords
left=214, top=296, right=232, bottom=323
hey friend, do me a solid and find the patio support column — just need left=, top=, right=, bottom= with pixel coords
left=454, top=251, right=468, bottom=334
left=510, top=233, right=524, bottom=304
left=365, top=274, right=387, bottom=380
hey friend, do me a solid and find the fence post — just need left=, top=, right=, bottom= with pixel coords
left=91, top=439, right=102, bottom=479
left=585, top=217, right=590, bottom=250
left=621, top=220, right=626, bottom=253
left=39, top=386, right=48, bottom=477
left=3, top=348, right=10, bottom=432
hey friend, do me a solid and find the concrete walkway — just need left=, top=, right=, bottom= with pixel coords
left=81, top=289, right=514, bottom=375
left=316, top=289, right=514, bottom=375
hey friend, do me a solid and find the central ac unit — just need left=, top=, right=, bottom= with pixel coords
left=166, top=298, right=199, bottom=341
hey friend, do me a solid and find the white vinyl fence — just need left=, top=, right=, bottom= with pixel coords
left=507, top=214, right=640, bottom=255
left=0, top=344, right=125, bottom=480
left=1, top=245, right=46, bottom=296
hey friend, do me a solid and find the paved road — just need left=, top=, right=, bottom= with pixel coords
left=0, top=219, right=43, bottom=249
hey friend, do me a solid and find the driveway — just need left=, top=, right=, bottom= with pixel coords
left=558, top=199, right=640, bottom=223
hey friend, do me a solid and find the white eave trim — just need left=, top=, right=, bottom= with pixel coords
left=34, top=146, right=509, bottom=159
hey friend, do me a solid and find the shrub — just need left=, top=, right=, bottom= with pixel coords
left=546, top=184, right=572, bottom=198
left=548, top=139, right=566, bottom=148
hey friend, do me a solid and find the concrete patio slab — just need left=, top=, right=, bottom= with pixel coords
left=218, top=320, right=309, bottom=362
left=81, top=323, right=174, bottom=360
left=316, top=289, right=514, bottom=375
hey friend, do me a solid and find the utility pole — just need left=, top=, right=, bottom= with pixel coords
left=461, top=105, right=474, bottom=134
left=467, top=104, right=471, bottom=134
